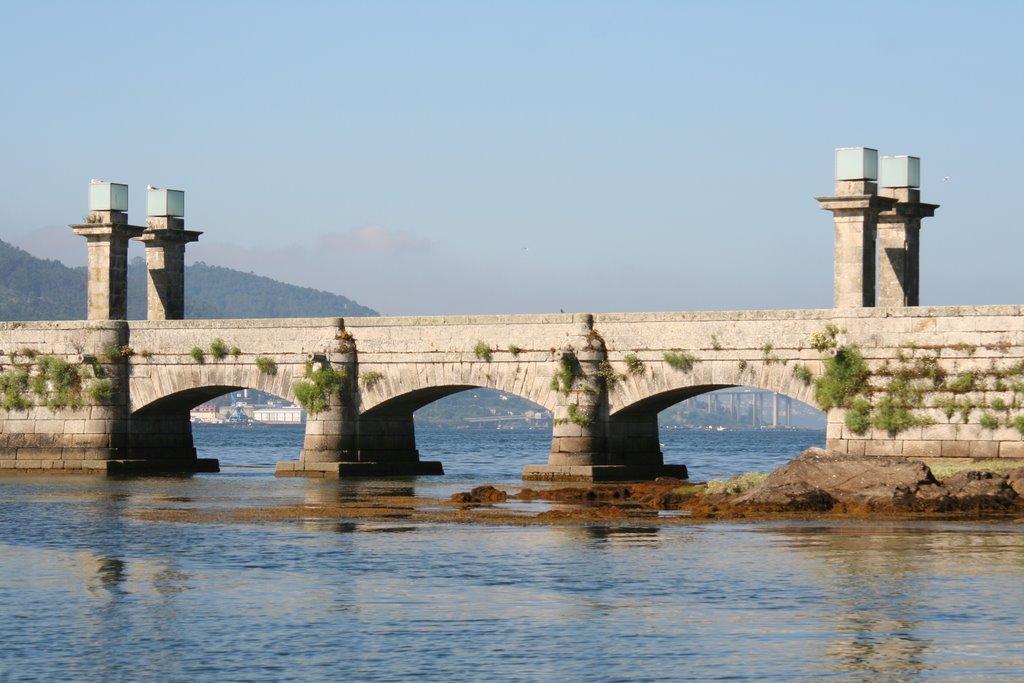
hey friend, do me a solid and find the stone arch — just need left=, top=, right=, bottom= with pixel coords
left=609, top=357, right=817, bottom=417
left=603, top=359, right=819, bottom=464
left=129, top=360, right=302, bottom=415
left=356, top=360, right=559, bottom=416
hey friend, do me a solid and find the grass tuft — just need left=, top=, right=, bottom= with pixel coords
left=704, top=472, right=768, bottom=496
left=664, top=350, right=697, bottom=372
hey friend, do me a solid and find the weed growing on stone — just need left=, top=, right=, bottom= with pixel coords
left=473, top=341, right=492, bottom=362
left=980, top=413, right=1001, bottom=430
left=792, top=364, right=813, bottom=386
left=88, top=379, right=113, bottom=403
left=871, top=394, right=934, bottom=433
left=623, top=353, right=645, bottom=376
left=0, top=368, right=31, bottom=410
left=663, top=350, right=697, bottom=372
left=190, top=347, right=205, bottom=364
left=255, top=356, right=277, bottom=375
left=551, top=353, right=583, bottom=395
left=596, top=360, right=620, bottom=390
left=845, top=397, right=872, bottom=435
left=947, top=372, right=977, bottom=394
left=210, top=338, right=229, bottom=361
left=360, top=370, right=384, bottom=390
left=294, top=361, right=345, bottom=415
left=809, top=324, right=840, bottom=352
left=566, top=402, right=591, bottom=426
left=101, top=345, right=134, bottom=362
left=814, top=346, right=868, bottom=410
left=507, top=345, right=523, bottom=357
left=949, top=342, right=978, bottom=356
left=34, top=356, right=84, bottom=409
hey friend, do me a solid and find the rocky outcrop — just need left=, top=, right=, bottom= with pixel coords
left=734, top=448, right=1022, bottom=513
left=733, top=448, right=939, bottom=511
left=920, top=470, right=1019, bottom=511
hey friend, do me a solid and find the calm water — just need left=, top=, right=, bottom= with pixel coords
left=2, top=426, right=1024, bottom=682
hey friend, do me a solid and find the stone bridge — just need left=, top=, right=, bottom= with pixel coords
left=4, top=305, right=1024, bottom=479
left=4, top=148, right=1023, bottom=480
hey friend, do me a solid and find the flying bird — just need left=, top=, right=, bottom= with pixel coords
left=943, top=176, right=951, bottom=181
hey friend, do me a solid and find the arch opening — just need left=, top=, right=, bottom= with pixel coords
left=363, top=386, right=554, bottom=478
left=612, top=385, right=825, bottom=480
left=131, top=386, right=306, bottom=468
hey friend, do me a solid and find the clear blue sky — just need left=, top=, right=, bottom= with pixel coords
left=1, top=1, right=1021, bottom=315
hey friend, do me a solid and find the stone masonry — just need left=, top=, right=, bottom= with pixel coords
left=5, top=307, right=1024, bottom=478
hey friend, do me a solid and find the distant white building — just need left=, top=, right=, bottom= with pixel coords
left=252, top=407, right=305, bottom=424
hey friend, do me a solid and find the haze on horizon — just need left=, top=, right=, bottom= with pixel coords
left=1, top=1, right=1021, bottom=316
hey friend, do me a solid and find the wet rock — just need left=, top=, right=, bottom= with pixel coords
left=734, top=447, right=939, bottom=511
left=735, top=481, right=837, bottom=512
left=450, top=486, right=508, bottom=504
left=1005, top=468, right=1024, bottom=497
left=932, top=470, right=1019, bottom=511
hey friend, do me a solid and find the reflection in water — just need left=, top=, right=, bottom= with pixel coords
left=578, top=526, right=663, bottom=547
left=767, top=523, right=1024, bottom=680
left=4, top=429, right=1024, bottom=681
left=94, top=557, right=127, bottom=594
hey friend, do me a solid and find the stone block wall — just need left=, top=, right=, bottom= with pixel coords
left=0, top=321, right=130, bottom=472
left=825, top=305, right=1024, bottom=460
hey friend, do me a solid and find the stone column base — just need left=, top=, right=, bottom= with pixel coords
left=0, top=458, right=219, bottom=475
left=275, top=460, right=444, bottom=478
left=521, top=463, right=688, bottom=482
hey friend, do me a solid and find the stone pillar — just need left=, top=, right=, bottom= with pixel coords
left=817, top=181, right=896, bottom=308
left=607, top=413, right=664, bottom=466
left=523, top=314, right=687, bottom=481
left=137, top=216, right=201, bottom=320
left=771, top=392, right=778, bottom=428
left=298, top=348, right=358, bottom=466
left=70, top=211, right=143, bottom=320
left=547, top=314, right=609, bottom=467
left=877, top=187, right=938, bottom=307
left=277, top=331, right=443, bottom=477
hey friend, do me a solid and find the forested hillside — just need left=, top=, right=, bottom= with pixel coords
left=0, top=240, right=378, bottom=320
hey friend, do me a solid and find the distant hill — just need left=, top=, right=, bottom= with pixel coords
left=0, top=239, right=378, bottom=320
left=0, top=240, right=85, bottom=320
left=126, top=259, right=378, bottom=319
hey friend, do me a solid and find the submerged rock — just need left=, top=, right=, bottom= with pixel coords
left=451, top=486, right=508, bottom=504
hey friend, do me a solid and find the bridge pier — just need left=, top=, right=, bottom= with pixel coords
left=276, top=348, right=442, bottom=478
left=522, top=315, right=688, bottom=482
left=127, top=412, right=217, bottom=472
